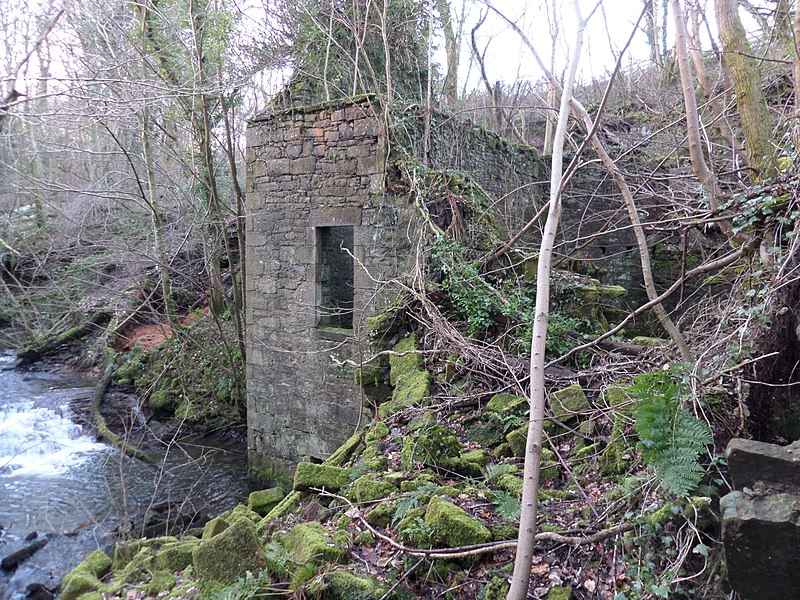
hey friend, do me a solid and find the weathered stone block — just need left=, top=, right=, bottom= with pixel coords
left=721, top=490, right=800, bottom=599
left=726, top=438, right=800, bottom=490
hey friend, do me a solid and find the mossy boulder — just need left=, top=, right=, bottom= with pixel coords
left=425, top=496, right=491, bottom=548
left=506, top=425, right=528, bottom=457
left=282, top=522, right=347, bottom=566
left=467, top=412, right=506, bottom=447
left=497, top=474, right=524, bottom=497
left=144, top=570, right=176, bottom=595
left=154, top=540, right=198, bottom=572
left=365, top=422, right=390, bottom=446
left=324, top=568, right=389, bottom=599
left=293, top=462, right=349, bottom=492
left=366, top=501, right=396, bottom=527
left=61, top=549, right=112, bottom=600
left=60, top=571, right=103, bottom=600
left=380, top=369, right=431, bottom=418
left=401, top=422, right=463, bottom=470
left=202, top=516, right=230, bottom=539
left=599, top=385, right=634, bottom=476
left=388, top=335, right=423, bottom=385
left=486, top=393, right=528, bottom=414
left=550, top=384, right=590, bottom=423
left=249, top=487, right=285, bottom=516
left=75, top=593, right=104, bottom=600
left=351, top=476, right=397, bottom=503
left=192, top=520, right=266, bottom=589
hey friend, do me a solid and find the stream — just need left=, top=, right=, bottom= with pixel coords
left=0, top=349, right=250, bottom=598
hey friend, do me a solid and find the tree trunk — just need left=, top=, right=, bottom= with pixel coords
left=715, top=0, right=777, bottom=179
left=436, top=0, right=458, bottom=108
left=506, top=4, right=585, bottom=597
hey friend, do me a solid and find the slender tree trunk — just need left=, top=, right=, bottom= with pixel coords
left=489, top=2, right=692, bottom=363
left=436, top=0, right=458, bottom=108
left=793, top=2, right=800, bottom=148
left=714, top=0, right=777, bottom=179
left=507, top=4, right=586, bottom=597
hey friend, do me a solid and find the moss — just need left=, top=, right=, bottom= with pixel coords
left=539, top=489, right=577, bottom=501
left=482, top=575, right=510, bottom=599
left=366, top=501, right=396, bottom=527
left=154, top=540, right=198, bottom=572
left=550, top=384, right=590, bottom=423
left=144, top=570, right=176, bottom=595
left=489, top=524, right=518, bottom=541
left=365, top=422, right=390, bottom=446
left=324, top=568, right=389, bottom=599
left=460, top=449, right=489, bottom=466
left=632, top=336, right=667, bottom=348
left=81, top=549, right=112, bottom=578
left=192, top=520, right=266, bottom=589
left=355, top=530, right=375, bottom=545
left=75, top=593, right=104, bottom=600
left=486, top=393, right=527, bottom=414
left=400, top=474, right=436, bottom=492
left=401, top=423, right=463, bottom=470
left=60, top=571, right=103, bottom=600
left=351, top=476, right=397, bottom=503
left=388, top=335, right=423, bottom=385
left=202, top=516, right=230, bottom=539
left=282, top=522, right=347, bottom=566
left=425, top=496, right=491, bottom=547
left=599, top=385, right=634, bottom=476
left=249, top=487, right=285, bottom=516
left=380, top=369, right=431, bottom=418
left=229, top=503, right=262, bottom=525
left=546, top=587, right=574, bottom=600
left=293, top=462, right=350, bottom=492
left=505, top=425, right=528, bottom=457
left=467, top=413, right=506, bottom=447
left=497, top=474, right=524, bottom=497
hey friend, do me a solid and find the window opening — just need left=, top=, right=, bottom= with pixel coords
left=316, top=226, right=354, bottom=330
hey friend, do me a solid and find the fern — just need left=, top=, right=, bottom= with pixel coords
left=493, top=491, right=521, bottom=520
left=392, top=483, right=438, bottom=525
left=630, top=369, right=713, bottom=496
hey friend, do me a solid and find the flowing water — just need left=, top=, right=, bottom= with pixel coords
left=0, top=349, right=249, bottom=598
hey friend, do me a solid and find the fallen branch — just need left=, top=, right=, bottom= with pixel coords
left=320, top=490, right=633, bottom=559
left=90, top=351, right=156, bottom=464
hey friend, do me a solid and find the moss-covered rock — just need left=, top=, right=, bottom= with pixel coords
left=61, top=549, right=113, bottom=600
left=351, top=476, right=397, bottom=503
left=599, top=385, right=634, bottom=476
left=202, top=516, right=230, bottom=539
left=486, top=393, right=528, bottom=414
left=401, top=423, right=463, bottom=470
left=192, top=520, right=267, bottom=589
left=144, top=570, right=176, bottom=595
left=467, top=412, right=506, bottom=447
left=388, top=335, right=423, bottom=385
left=460, top=448, right=489, bottom=466
left=489, top=524, right=518, bottom=541
left=366, top=501, right=396, bottom=527
left=75, top=593, right=104, bottom=600
left=550, top=384, right=590, bottom=423
left=425, top=496, right=491, bottom=548
left=365, top=422, right=390, bottom=446
left=293, top=462, right=350, bottom=492
left=380, top=369, right=431, bottom=418
left=323, top=569, right=388, bottom=599
left=497, top=474, right=524, bottom=497
left=154, top=540, right=198, bottom=572
left=506, top=425, right=528, bottom=457
left=249, top=487, right=285, bottom=516
left=60, top=571, right=103, bottom=600
left=282, top=522, right=347, bottom=566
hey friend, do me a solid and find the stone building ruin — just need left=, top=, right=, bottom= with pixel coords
left=244, top=95, right=549, bottom=475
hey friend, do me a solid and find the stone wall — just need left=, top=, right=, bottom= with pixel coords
left=245, top=97, right=418, bottom=473
left=245, top=97, right=548, bottom=474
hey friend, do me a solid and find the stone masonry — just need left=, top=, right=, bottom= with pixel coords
left=245, top=96, right=547, bottom=475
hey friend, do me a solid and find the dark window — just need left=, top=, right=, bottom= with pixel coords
left=316, top=226, right=354, bottom=330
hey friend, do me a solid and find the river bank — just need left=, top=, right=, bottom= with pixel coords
left=0, top=345, right=249, bottom=599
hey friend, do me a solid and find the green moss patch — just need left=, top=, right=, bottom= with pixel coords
left=323, top=568, right=389, bottom=599
left=293, top=462, right=350, bottom=492
left=486, top=393, right=528, bottom=414
left=388, top=334, right=423, bottom=385
left=350, top=476, right=397, bottom=503
left=425, top=496, right=491, bottom=548
left=550, top=384, right=590, bottom=423
left=248, top=487, right=285, bottom=516
left=192, top=520, right=266, bottom=589
left=282, top=522, right=348, bottom=566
